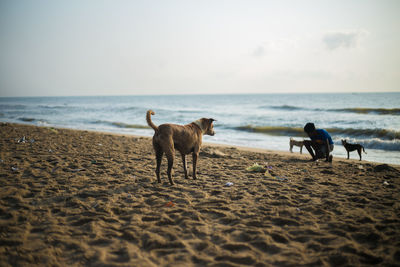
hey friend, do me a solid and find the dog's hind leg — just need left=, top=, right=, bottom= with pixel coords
left=154, top=142, right=163, bottom=183
left=181, top=153, right=188, bottom=179
left=165, top=153, right=174, bottom=185
left=358, top=148, right=362, bottom=161
left=192, top=152, right=198, bottom=180
left=300, top=146, right=303, bottom=154
left=164, top=145, right=175, bottom=185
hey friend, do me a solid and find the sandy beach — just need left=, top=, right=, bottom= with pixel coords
left=0, top=123, right=399, bottom=266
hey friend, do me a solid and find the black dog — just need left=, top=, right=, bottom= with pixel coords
left=341, top=139, right=366, bottom=161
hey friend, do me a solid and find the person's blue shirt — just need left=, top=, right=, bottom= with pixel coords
left=311, top=129, right=333, bottom=145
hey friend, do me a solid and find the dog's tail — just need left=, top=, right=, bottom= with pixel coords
left=362, top=146, right=367, bottom=154
left=146, top=110, right=158, bottom=132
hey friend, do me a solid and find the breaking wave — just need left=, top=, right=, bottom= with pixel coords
left=330, top=108, right=400, bottom=115
left=261, top=105, right=400, bottom=115
left=339, top=138, right=400, bottom=152
left=267, top=105, right=306, bottom=111
left=18, top=117, right=48, bottom=125
left=93, top=120, right=150, bottom=129
left=236, top=126, right=305, bottom=136
left=19, top=117, right=36, bottom=122
left=235, top=125, right=400, bottom=140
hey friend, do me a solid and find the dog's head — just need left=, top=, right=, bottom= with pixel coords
left=194, top=118, right=216, bottom=136
left=341, top=139, right=347, bottom=145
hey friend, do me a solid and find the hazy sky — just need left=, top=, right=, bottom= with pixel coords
left=0, top=0, right=399, bottom=97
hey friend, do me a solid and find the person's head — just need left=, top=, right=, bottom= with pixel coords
left=304, top=122, right=316, bottom=137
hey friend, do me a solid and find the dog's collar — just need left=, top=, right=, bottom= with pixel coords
left=193, top=120, right=205, bottom=134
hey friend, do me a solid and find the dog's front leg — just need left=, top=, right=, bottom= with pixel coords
left=192, top=152, right=198, bottom=180
left=181, top=153, right=188, bottom=179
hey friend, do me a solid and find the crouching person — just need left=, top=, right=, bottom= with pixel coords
left=303, top=122, right=334, bottom=162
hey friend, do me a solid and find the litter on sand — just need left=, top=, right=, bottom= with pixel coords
left=246, top=163, right=267, bottom=173
left=164, top=201, right=175, bottom=207
left=17, top=136, right=26, bottom=143
left=264, top=171, right=274, bottom=178
left=225, top=182, right=234, bottom=187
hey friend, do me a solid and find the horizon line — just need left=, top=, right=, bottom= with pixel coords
left=1, top=91, right=399, bottom=98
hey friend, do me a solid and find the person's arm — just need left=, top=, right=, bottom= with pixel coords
left=325, top=138, right=330, bottom=162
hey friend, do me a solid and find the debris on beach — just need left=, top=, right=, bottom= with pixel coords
left=225, top=182, right=234, bottom=187
left=164, top=201, right=175, bottom=207
left=264, top=171, right=274, bottom=178
left=17, top=136, right=26, bottom=143
left=11, top=167, right=19, bottom=172
left=246, top=163, right=267, bottom=173
left=49, top=127, right=58, bottom=133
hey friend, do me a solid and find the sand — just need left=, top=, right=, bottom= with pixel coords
left=0, top=123, right=399, bottom=266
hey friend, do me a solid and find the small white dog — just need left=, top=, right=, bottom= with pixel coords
left=289, top=138, right=304, bottom=154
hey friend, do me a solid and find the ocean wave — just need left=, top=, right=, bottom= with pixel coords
left=260, top=105, right=400, bottom=115
left=261, top=105, right=306, bottom=111
left=17, top=117, right=49, bottom=125
left=328, top=128, right=400, bottom=140
left=235, top=125, right=400, bottom=140
left=38, top=105, right=70, bottom=109
left=93, top=120, right=150, bottom=129
left=337, top=138, right=400, bottom=151
left=330, top=108, right=400, bottom=115
left=236, top=126, right=305, bottom=136
left=0, top=104, right=27, bottom=109
left=19, top=117, right=36, bottom=122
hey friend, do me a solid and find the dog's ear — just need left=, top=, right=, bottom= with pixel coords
left=209, top=118, right=216, bottom=122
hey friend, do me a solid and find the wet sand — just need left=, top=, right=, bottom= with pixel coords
left=1, top=123, right=399, bottom=266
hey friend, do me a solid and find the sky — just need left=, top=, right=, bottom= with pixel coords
left=0, top=0, right=399, bottom=97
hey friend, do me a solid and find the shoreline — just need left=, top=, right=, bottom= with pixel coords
left=4, top=122, right=396, bottom=167
left=1, top=122, right=399, bottom=266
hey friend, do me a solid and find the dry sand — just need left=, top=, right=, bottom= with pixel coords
left=0, top=123, right=399, bottom=266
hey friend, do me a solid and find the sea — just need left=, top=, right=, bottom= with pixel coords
left=1, top=93, right=399, bottom=165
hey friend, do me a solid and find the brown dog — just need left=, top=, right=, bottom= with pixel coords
left=146, top=110, right=216, bottom=185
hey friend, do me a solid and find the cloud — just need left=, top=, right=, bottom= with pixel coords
left=323, top=30, right=368, bottom=50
